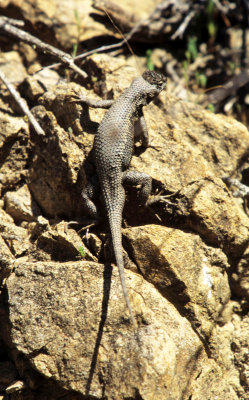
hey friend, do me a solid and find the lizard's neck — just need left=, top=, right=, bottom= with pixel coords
left=121, top=77, right=150, bottom=108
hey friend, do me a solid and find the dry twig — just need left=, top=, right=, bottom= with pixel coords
left=39, top=1, right=186, bottom=72
left=0, top=69, right=45, bottom=136
left=0, top=16, right=87, bottom=79
left=171, top=10, right=195, bottom=40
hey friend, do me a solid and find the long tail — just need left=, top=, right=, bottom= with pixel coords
left=109, top=213, right=137, bottom=330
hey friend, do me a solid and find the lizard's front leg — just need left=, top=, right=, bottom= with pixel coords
left=134, top=110, right=149, bottom=148
left=70, top=95, right=114, bottom=109
left=134, top=109, right=161, bottom=150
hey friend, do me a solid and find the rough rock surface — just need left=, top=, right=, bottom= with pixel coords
left=1, top=0, right=172, bottom=50
left=0, top=2, right=249, bottom=399
left=2, top=261, right=202, bottom=399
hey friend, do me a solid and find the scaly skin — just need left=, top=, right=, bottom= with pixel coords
left=93, top=71, right=167, bottom=329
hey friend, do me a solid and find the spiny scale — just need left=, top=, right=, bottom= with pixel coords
left=93, top=71, right=167, bottom=330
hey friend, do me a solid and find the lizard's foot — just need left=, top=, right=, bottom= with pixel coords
left=69, top=94, right=87, bottom=103
left=77, top=222, right=97, bottom=235
left=146, top=193, right=178, bottom=207
left=67, top=218, right=99, bottom=234
left=145, top=141, right=162, bottom=151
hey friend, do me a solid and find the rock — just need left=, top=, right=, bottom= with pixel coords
left=4, top=184, right=41, bottom=223
left=1, top=260, right=234, bottom=399
left=123, top=224, right=230, bottom=340
left=189, top=358, right=239, bottom=400
left=5, top=380, right=26, bottom=394
left=232, top=313, right=249, bottom=393
left=20, top=69, right=61, bottom=101
left=0, top=96, right=30, bottom=196
left=0, top=236, right=15, bottom=283
left=0, top=0, right=113, bottom=50
left=27, top=105, right=85, bottom=218
left=36, top=221, right=97, bottom=262
left=82, top=54, right=138, bottom=98
left=176, top=177, right=249, bottom=257
left=0, top=11, right=248, bottom=398
left=0, top=51, right=27, bottom=84
left=37, top=81, right=104, bottom=137
left=0, top=209, right=30, bottom=258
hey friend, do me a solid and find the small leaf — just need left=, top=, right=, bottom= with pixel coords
left=78, top=246, right=85, bottom=258
left=207, top=103, right=215, bottom=112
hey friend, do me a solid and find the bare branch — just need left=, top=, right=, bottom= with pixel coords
left=0, top=16, right=25, bottom=27
left=0, top=69, right=45, bottom=136
left=0, top=16, right=87, bottom=79
left=171, top=10, right=195, bottom=40
left=213, top=0, right=235, bottom=13
left=38, top=20, right=144, bottom=72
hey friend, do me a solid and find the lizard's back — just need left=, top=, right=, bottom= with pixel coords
left=94, top=94, right=135, bottom=177
left=93, top=71, right=167, bottom=329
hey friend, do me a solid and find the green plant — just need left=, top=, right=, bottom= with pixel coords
left=72, top=9, right=81, bottom=57
left=183, top=36, right=198, bottom=87
left=207, top=103, right=215, bottom=112
left=195, top=72, right=207, bottom=88
left=228, top=61, right=236, bottom=74
left=186, top=36, right=198, bottom=62
left=235, top=103, right=242, bottom=113
left=78, top=245, right=85, bottom=258
left=145, top=49, right=155, bottom=71
left=206, top=0, right=217, bottom=43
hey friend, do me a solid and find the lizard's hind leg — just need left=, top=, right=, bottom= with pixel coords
left=122, top=170, right=170, bottom=207
left=122, top=170, right=152, bottom=205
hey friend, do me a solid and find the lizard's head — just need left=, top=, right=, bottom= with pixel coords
left=142, top=70, right=167, bottom=91
left=141, top=70, right=167, bottom=102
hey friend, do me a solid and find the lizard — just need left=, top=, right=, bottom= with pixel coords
left=75, top=70, right=167, bottom=330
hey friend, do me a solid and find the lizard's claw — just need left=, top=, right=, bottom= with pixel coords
left=145, top=140, right=162, bottom=152
left=69, top=94, right=87, bottom=103
left=146, top=194, right=178, bottom=207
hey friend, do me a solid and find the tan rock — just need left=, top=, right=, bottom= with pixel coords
left=4, top=260, right=205, bottom=399
left=0, top=51, right=27, bottom=84
left=21, top=69, right=61, bottom=101
left=0, top=209, right=30, bottom=258
left=189, top=358, right=239, bottom=400
left=1, top=0, right=169, bottom=50
left=28, top=105, right=85, bottom=218
left=177, top=177, right=249, bottom=257
left=36, top=221, right=97, bottom=262
left=0, top=236, right=15, bottom=283
left=232, top=313, right=249, bottom=393
left=123, top=224, right=230, bottom=339
left=0, top=104, right=29, bottom=197
left=0, top=18, right=248, bottom=398
left=1, top=0, right=114, bottom=49
left=4, top=184, right=41, bottom=222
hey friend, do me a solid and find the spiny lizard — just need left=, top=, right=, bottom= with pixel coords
left=77, top=71, right=167, bottom=330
